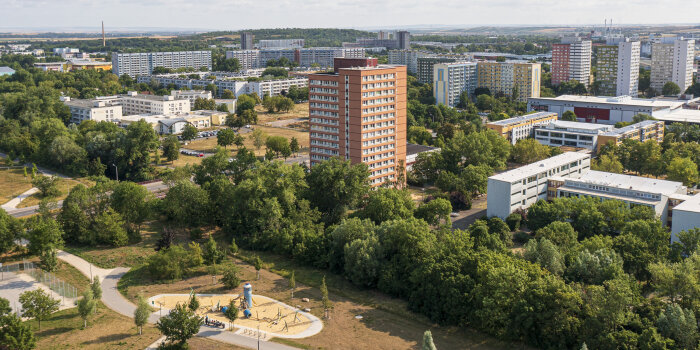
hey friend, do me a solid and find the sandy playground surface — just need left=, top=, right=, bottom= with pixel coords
left=150, top=293, right=320, bottom=338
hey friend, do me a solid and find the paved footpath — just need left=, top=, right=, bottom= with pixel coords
left=56, top=251, right=297, bottom=350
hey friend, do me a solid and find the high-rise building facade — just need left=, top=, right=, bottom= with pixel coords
left=651, top=38, right=695, bottom=94
left=477, top=61, right=541, bottom=102
left=416, top=56, right=468, bottom=84
left=226, top=48, right=364, bottom=69
left=595, top=39, right=640, bottom=96
left=308, top=58, right=407, bottom=187
left=240, top=32, right=254, bottom=50
left=433, top=62, right=477, bottom=107
left=551, top=37, right=592, bottom=87
left=388, top=49, right=429, bottom=74
left=112, top=51, right=212, bottom=77
left=397, top=31, right=411, bottom=50
left=258, top=39, right=305, bottom=49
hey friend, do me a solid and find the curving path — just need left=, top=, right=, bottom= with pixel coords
left=56, top=250, right=299, bottom=350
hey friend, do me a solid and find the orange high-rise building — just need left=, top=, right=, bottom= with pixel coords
left=308, top=58, right=407, bottom=186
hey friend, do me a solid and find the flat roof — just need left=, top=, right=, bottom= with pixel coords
left=529, top=95, right=690, bottom=110
left=656, top=109, right=700, bottom=124
left=489, top=152, right=590, bottom=182
left=557, top=186, right=660, bottom=205
left=674, top=194, right=700, bottom=213
left=574, top=170, right=685, bottom=195
left=602, top=120, right=661, bottom=136
left=545, top=120, right=613, bottom=131
left=488, top=111, right=556, bottom=126
left=406, top=143, right=440, bottom=156
left=64, top=98, right=119, bottom=108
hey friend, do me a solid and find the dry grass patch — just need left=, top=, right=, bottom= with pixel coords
left=185, top=126, right=309, bottom=157
left=0, top=167, right=33, bottom=205
left=17, top=177, right=95, bottom=209
left=256, top=103, right=309, bottom=125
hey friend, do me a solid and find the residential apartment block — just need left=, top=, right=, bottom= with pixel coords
left=551, top=37, right=592, bottom=87
left=112, top=51, right=212, bottom=77
left=596, top=120, right=665, bottom=152
left=388, top=50, right=429, bottom=74
left=477, top=61, right=541, bottom=102
left=416, top=56, right=471, bottom=84
left=137, top=75, right=307, bottom=98
left=485, top=112, right=558, bottom=144
left=650, top=38, right=695, bottom=94
left=62, top=97, right=123, bottom=124
left=258, top=39, right=305, bottom=49
left=226, top=48, right=365, bottom=69
left=240, top=32, right=254, bottom=50
left=595, top=39, right=640, bottom=96
left=170, top=90, right=213, bottom=105
left=487, top=152, right=592, bottom=219
left=433, top=62, right=477, bottom=107
left=116, top=91, right=191, bottom=115
left=534, top=120, right=614, bottom=150
left=308, top=58, right=407, bottom=187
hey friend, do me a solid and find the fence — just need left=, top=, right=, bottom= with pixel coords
left=0, top=261, right=78, bottom=300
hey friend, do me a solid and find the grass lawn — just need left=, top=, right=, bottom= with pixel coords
left=185, top=126, right=309, bottom=157
left=255, top=102, right=309, bottom=125
left=25, top=301, right=162, bottom=350
left=0, top=167, right=34, bottom=205
left=17, top=176, right=95, bottom=209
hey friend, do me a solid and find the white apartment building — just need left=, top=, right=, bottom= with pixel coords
left=650, top=38, right=695, bottom=93
left=552, top=37, right=592, bottom=87
left=433, top=62, right=477, bottom=107
left=247, top=78, right=308, bottom=98
left=671, top=194, right=700, bottom=242
left=487, top=152, right=592, bottom=219
left=170, top=90, right=212, bottom=105
left=485, top=112, right=558, bottom=145
left=62, top=97, right=122, bottom=124
left=549, top=170, right=686, bottom=225
left=388, top=49, right=429, bottom=74
left=297, top=48, right=365, bottom=68
left=534, top=120, right=614, bottom=150
left=116, top=92, right=191, bottom=115
left=226, top=50, right=262, bottom=70
left=616, top=40, right=641, bottom=97
left=258, top=39, right=305, bottom=49
left=112, top=51, right=212, bottom=77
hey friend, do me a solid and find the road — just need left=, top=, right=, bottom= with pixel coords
left=6, top=181, right=169, bottom=218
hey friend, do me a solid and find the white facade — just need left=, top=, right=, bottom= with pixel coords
left=170, top=90, right=212, bottom=105
left=226, top=50, right=262, bottom=70
left=116, top=92, right=191, bottom=116
left=62, top=97, right=122, bottom=124
left=671, top=194, right=700, bottom=242
left=388, top=50, right=428, bottom=74
left=258, top=39, right=305, bottom=49
left=487, top=152, right=591, bottom=219
left=433, top=62, right=477, bottom=107
left=616, top=41, right=641, bottom=97
left=651, top=39, right=695, bottom=94
left=566, top=38, right=592, bottom=87
left=226, top=48, right=365, bottom=69
left=534, top=121, right=614, bottom=150
left=248, top=78, right=308, bottom=98
left=112, top=51, right=212, bottom=77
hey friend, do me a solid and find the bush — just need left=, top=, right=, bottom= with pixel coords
left=147, top=243, right=203, bottom=281
left=514, top=232, right=533, bottom=245
left=506, top=212, right=522, bottom=231
left=222, top=265, right=241, bottom=289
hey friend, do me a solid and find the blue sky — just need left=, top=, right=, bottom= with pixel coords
left=3, top=0, right=699, bottom=31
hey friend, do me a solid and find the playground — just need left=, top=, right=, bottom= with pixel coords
left=148, top=283, right=322, bottom=339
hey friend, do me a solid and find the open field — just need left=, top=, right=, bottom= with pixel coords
left=24, top=301, right=163, bottom=350
left=0, top=167, right=33, bottom=205
left=185, top=126, right=309, bottom=157
left=17, top=176, right=95, bottom=208
left=256, top=103, right=309, bottom=126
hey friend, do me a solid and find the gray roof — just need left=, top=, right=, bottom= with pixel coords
left=0, top=66, right=16, bottom=74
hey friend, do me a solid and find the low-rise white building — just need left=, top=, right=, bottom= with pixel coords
left=170, top=90, right=212, bottom=105
left=487, top=152, right=592, bottom=219
left=671, top=194, right=700, bottom=242
left=117, top=91, right=191, bottom=116
left=534, top=120, right=614, bottom=150
left=62, top=96, right=123, bottom=124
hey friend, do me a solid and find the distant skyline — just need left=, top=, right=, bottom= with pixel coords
left=3, top=0, right=700, bottom=32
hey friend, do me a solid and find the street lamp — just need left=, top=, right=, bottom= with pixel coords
left=111, top=163, right=118, bottom=181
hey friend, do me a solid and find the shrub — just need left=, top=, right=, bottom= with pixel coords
left=506, top=212, right=522, bottom=231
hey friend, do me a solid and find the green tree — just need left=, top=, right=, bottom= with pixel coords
left=222, top=265, right=241, bottom=289
left=567, top=248, right=624, bottom=285
left=344, top=235, right=383, bottom=287
left=254, top=256, right=262, bottom=280
left=656, top=304, right=698, bottom=349
left=511, top=138, right=551, bottom=164
left=662, top=82, right=681, bottom=96
left=77, top=290, right=96, bottom=328
left=134, top=296, right=150, bottom=335
left=31, top=175, right=60, bottom=198
left=249, top=129, right=267, bottom=150
left=320, top=275, right=332, bottom=319
left=188, top=292, right=199, bottom=312
left=161, top=135, right=180, bottom=163
left=0, top=297, right=35, bottom=350
left=111, top=181, right=152, bottom=235
left=180, top=124, right=198, bottom=142
left=27, top=216, right=63, bottom=265
left=562, top=111, right=577, bottom=121
left=156, top=303, right=202, bottom=347
left=289, top=137, right=300, bottom=155
left=90, top=277, right=102, bottom=314
left=593, top=154, right=624, bottom=174
left=19, top=289, right=60, bottom=330
left=160, top=180, right=211, bottom=231
left=202, top=235, right=224, bottom=265
left=414, top=198, right=452, bottom=227
left=217, top=128, right=236, bottom=149
left=265, top=136, right=290, bottom=158
left=359, top=188, right=414, bottom=224
left=235, top=94, right=256, bottom=115
left=93, top=208, right=128, bottom=247
left=0, top=208, right=21, bottom=255
left=223, top=299, right=238, bottom=330
left=422, top=330, right=438, bottom=350
left=289, top=271, right=296, bottom=299
left=666, top=157, right=699, bottom=187
left=305, top=158, right=370, bottom=224
left=523, top=238, right=566, bottom=275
